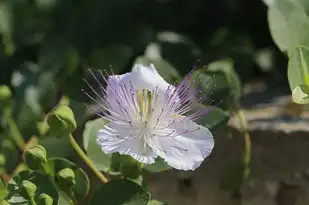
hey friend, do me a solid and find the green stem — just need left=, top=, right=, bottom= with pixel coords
left=42, top=162, right=75, bottom=204
left=69, top=134, right=108, bottom=183
left=49, top=177, right=75, bottom=205
left=3, top=108, right=25, bottom=150
left=29, top=197, right=36, bottom=205
left=236, top=109, right=251, bottom=180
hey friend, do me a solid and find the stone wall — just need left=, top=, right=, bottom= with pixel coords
left=145, top=86, right=309, bottom=205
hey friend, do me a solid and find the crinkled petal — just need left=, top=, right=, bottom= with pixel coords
left=129, top=64, right=170, bottom=91
left=97, top=122, right=157, bottom=164
left=107, top=64, right=170, bottom=93
left=147, top=118, right=214, bottom=170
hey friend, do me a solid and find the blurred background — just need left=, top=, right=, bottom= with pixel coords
left=2, top=0, right=309, bottom=205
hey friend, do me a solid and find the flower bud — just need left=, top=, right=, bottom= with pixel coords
left=120, top=155, right=142, bottom=179
left=36, top=193, right=53, bottom=205
left=0, top=85, right=12, bottom=107
left=23, top=145, right=47, bottom=170
left=20, top=180, right=37, bottom=200
left=57, top=168, right=76, bottom=189
left=46, top=105, right=77, bottom=137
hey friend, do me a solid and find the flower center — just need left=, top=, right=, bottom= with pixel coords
left=136, top=89, right=154, bottom=124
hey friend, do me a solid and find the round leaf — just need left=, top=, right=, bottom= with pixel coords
left=83, top=118, right=111, bottom=172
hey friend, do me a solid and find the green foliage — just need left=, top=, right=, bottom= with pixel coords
left=8, top=170, right=58, bottom=204
left=265, top=0, right=309, bottom=104
left=267, top=0, right=309, bottom=52
left=288, top=46, right=309, bottom=104
left=90, top=179, right=150, bottom=205
left=1, top=0, right=295, bottom=203
left=7, top=155, right=89, bottom=205
left=196, top=106, right=229, bottom=132
left=143, top=157, right=171, bottom=173
left=46, top=158, right=90, bottom=201
left=83, top=118, right=111, bottom=173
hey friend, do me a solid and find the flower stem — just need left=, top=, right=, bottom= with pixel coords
left=69, top=134, right=108, bottom=183
left=236, top=109, right=251, bottom=180
left=3, top=108, right=26, bottom=150
left=29, top=197, right=36, bottom=205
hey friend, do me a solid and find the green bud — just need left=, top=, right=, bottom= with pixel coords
left=47, top=105, right=77, bottom=137
left=57, top=168, right=76, bottom=189
left=36, top=193, right=53, bottom=205
left=23, top=145, right=47, bottom=170
left=20, top=180, right=37, bottom=200
left=0, top=85, right=12, bottom=106
left=120, top=155, right=142, bottom=179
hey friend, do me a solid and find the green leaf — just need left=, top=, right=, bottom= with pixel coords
left=196, top=106, right=229, bottom=132
left=143, top=157, right=170, bottom=173
left=206, top=60, right=242, bottom=106
left=192, top=60, right=241, bottom=111
left=46, top=158, right=89, bottom=201
left=83, top=118, right=111, bottom=172
left=90, top=179, right=150, bottom=205
left=267, top=0, right=309, bottom=51
left=134, top=56, right=181, bottom=82
left=288, top=46, right=309, bottom=104
left=292, top=85, right=309, bottom=104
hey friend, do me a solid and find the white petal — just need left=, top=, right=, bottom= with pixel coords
left=148, top=119, right=214, bottom=170
left=97, top=122, right=157, bottom=164
left=124, top=64, right=170, bottom=92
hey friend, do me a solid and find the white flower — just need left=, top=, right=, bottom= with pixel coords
left=83, top=64, right=214, bottom=171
